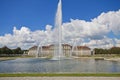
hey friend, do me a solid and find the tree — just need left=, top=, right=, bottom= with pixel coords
left=1, top=46, right=12, bottom=54
left=12, top=47, right=23, bottom=54
left=94, top=47, right=120, bottom=55
left=110, top=47, right=120, bottom=54
left=0, top=48, right=1, bottom=54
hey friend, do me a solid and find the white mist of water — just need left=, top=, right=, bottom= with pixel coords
left=52, top=0, right=64, bottom=60
left=37, top=0, right=65, bottom=60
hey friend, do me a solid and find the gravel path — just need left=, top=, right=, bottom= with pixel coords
left=0, top=77, right=120, bottom=80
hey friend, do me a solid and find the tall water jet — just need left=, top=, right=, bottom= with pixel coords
left=52, top=0, right=64, bottom=60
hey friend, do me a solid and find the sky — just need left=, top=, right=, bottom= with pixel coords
left=0, top=0, right=120, bottom=49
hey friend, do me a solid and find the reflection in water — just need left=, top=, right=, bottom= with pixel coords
left=111, top=61, right=120, bottom=72
left=0, top=58, right=120, bottom=73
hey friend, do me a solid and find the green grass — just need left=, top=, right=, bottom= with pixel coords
left=0, top=73, right=120, bottom=77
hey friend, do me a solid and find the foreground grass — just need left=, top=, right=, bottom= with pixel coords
left=0, top=73, right=120, bottom=77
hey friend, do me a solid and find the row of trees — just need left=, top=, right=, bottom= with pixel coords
left=94, top=47, right=120, bottom=55
left=0, top=46, right=24, bottom=56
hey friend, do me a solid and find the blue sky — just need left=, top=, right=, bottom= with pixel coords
left=0, top=0, right=120, bottom=49
left=0, top=0, right=120, bottom=35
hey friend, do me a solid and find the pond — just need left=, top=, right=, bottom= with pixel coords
left=0, top=58, right=120, bottom=73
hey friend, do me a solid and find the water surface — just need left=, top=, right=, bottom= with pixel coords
left=0, top=58, right=120, bottom=73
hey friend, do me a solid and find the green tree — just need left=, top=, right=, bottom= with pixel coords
left=0, top=48, right=1, bottom=54
left=94, top=47, right=120, bottom=55
left=110, top=47, right=120, bottom=54
left=13, top=47, right=23, bottom=54
left=1, top=46, right=12, bottom=54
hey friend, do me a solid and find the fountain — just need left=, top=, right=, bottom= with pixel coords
left=37, top=0, right=65, bottom=60
left=52, top=0, right=65, bottom=60
left=36, top=43, right=42, bottom=58
left=71, top=39, right=78, bottom=57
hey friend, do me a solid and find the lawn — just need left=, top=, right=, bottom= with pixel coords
left=0, top=73, right=120, bottom=77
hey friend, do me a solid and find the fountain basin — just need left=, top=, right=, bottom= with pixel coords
left=0, top=58, right=120, bottom=73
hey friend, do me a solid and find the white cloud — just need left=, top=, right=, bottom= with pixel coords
left=63, top=19, right=109, bottom=40
left=114, top=38, right=120, bottom=47
left=0, top=10, right=120, bottom=49
left=0, top=27, right=37, bottom=49
left=84, top=37, right=114, bottom=49
left=92, top=10, right=120, bottom=36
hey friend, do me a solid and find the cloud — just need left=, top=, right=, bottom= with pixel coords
left=85, top=37, right=114, bottom=49
left=92, top=10, right=120, bottom=36
left=0, top=27, right=36, bottom=49
left=62, top=10, right=120, bottom=48
left=0, top=10, right=120, bottom=49
left=62, top=19, right=109, bottom=40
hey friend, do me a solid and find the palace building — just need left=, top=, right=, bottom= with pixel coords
left=28, top=44, right=91, bottom=57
